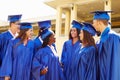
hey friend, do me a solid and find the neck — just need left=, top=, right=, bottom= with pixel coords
left=23, top=38, right=28, bottom=45
left=81, top=43, right=85, bottom=48
left=72, top=37, right=78, bottom=44
left=9, top=28, right=16, bottom=36
left=81, top=43, right=87, bottom=48
left=48, top=42, right=52, bottom=46
left=100, top=24, right=107, bottom=33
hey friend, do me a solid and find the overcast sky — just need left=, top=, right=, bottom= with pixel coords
left=0, top=0, right=56, bottom=22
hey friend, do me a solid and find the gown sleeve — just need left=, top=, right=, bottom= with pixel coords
left=61, top=42, right=67, bottom=66
left=0, top=35, right=2, bottom=66
left=105, top=35, right=120, bottom=80
left=0, top=40, right=13, bottom=77
left=32, top=50, right=46, bottom=80
left=78, top=47, right=97, bottom=80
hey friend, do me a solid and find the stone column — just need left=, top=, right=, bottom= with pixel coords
left=56, top=7, right=62, bottom=37
left=71, top=4, right=78, bottom=28
left=65, top=10, right=70, bottom=36
left=104, top=0, right=111, bottom=22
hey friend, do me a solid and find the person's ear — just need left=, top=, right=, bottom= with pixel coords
left=48, top=37, right=51, bottom=41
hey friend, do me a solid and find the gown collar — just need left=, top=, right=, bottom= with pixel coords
left=100, top=27, right=110, bottom=42
left=8, top=30, right=18, bottom=39
left=47, top=45, right=58, bottom=56
left=70, top=39, right=80, bottom=46
left=38, top=36, right=43, bottom=43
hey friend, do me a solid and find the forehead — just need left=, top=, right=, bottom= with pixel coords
left=93, top=20, right=98, bottom=23
left=14, top=21, right=20, bottom=23
left=80, top=30, right=83, bottom=32
left=13, top=21, right=20, bottom=25
left=50, top=34, right=55, bottom=37
left=71, top=27, right=77, bottom=30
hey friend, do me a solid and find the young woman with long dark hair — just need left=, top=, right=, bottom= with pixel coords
left=61, top=20, right=82, bottom=80
left=72, top=22, right=97, bottom=80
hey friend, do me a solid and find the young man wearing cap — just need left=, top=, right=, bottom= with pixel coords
left=92, top=10, right=120, bottom=80
left=0, top=14, right=22, bottom=80
left=0, top=22, right=34, bottom=80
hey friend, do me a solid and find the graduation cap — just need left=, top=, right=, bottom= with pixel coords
left=71, top=20, right=83, bottom=30
left=91, top=10, right=112, bottom=20
left=82, top=22, right=96, bottom=36
left=8, top=14, right=22, bottom=22
left=20, top=22, right=32, bottom=30
left=38, top=20, right=51, bottom=30
left=41, top=29, right=54, bottom=40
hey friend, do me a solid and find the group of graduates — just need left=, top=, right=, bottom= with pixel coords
left=0, top=10, right=120, bottom=80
